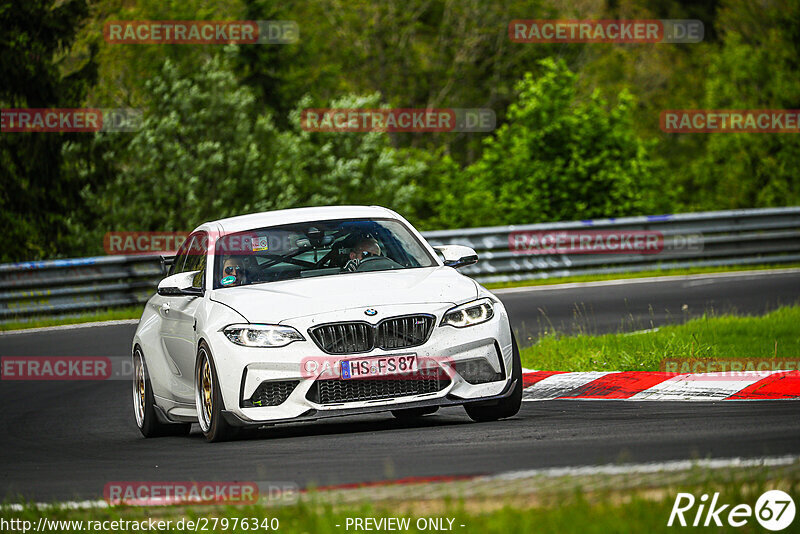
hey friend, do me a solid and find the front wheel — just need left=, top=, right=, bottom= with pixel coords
left=133, top=347, right=191, bottom=437
left=195, top=343, right=238, bottom=442
left=464, top=333, right=523, bottom=422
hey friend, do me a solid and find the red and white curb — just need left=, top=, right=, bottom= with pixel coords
left=521, top=370, right=800, bottom=401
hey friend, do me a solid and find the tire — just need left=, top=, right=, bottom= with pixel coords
left=195, top=342, right=239, bottom=442
left=464, top=332, right=523, bottom=422
left=132, top=347, right=191, bottom=437
left=391, top=406, right=439, bottom=420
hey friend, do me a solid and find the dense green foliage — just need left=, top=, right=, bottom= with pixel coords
left=684, top=0, right=800, bottom=208
left=430, top=59, right=660, bottom=228
left=62, top=52, right=428, bottom=250
left=0, top=0, right=97, bottom=260
left=2, top=0, right=799, bottom=261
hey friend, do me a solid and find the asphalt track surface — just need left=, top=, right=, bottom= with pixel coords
left=1, top=270, right=799, bottom=502
left=498, top=269, right=800, bottom=341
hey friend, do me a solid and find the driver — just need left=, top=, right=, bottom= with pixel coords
left=220, top=256, right=247, bottom=287
left=342, top=237, right=381, bottom=272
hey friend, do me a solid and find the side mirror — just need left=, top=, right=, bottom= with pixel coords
left=157, top=270, right=203, bottom=297
left=433, top=245, right=478, bottom=269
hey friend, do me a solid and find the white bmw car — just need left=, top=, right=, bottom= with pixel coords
left=132, top=206, right=521, bottom=441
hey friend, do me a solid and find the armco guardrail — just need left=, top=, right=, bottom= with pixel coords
left=0, top=256, right=162, bottom=323
left=1, top=207, right=799, bottom=324
left=424, top=207, right=800, bottom=284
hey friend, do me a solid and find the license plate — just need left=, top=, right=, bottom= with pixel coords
left=341, top=355, right=417, bottom=380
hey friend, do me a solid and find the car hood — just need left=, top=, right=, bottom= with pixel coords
left=210, top=266, right=478, bottom=323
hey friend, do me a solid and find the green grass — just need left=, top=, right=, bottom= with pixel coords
left=2, top=471, right=797, bottom=533
left=520, top=305, right=800, bottom=372
left=484, top=263, right=800, bottom=290
left=0, top=306, right=144, bottom=332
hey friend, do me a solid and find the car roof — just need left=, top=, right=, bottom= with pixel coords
left=195, top=205, right=400, bottom=234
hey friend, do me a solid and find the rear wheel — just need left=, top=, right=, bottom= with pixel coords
left=195, top=343, right=238, bottom=442
left=391, top=406, right=439, bottom=421
left=464, top=333, right=523, bottom=422
left=132, top=347, right=191, bottom=437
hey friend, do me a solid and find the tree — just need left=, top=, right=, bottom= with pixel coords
left=65, top=49, right=280, bottom=248
left=237, top=0, right=567, bottom=165
left=66, top=50, right=431, bottom=254
left=0, top=0, right=97, bottom=261
left=256, top=93, right=427, bottom=216
left=431, top=58, right=661, bottom=228
left=682, top=0, right=800, bottom=209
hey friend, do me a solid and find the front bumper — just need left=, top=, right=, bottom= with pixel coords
left=221, top=377, right=518, bottom=428
left=208, top=301, right=514, bottom=426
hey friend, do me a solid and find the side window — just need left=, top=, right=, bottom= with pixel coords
left=168, top=238, right=190, bottom=276
left=182, top=232, right=208, bottom=288
left=183, top=233, right=207, bottom=272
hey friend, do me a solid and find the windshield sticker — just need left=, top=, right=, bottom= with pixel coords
left=221, top=275, right=237, bottom=286
left=252, top=236, right=269, bottom=252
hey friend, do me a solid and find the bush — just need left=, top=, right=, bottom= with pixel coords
left=433, top=58, right=660, bottom=228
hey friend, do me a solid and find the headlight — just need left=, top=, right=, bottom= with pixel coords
left=223, top=324, right=305, bottom=347
left=440, top=298, right=495, bottom=328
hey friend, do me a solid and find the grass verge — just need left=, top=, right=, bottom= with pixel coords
left=484, top=263, right=800, bottom=290
left=519, top=305, right=800, bottom=372
left=0, top=306, right=144, bottom=332
left=2, top=462, right=797, bottom=533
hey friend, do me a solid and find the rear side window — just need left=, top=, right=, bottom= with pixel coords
left=183, top=233, right=208, bottom=274
left=169, top=233, right=208, bottom=276
left=168, top=240, right=190, bottom=276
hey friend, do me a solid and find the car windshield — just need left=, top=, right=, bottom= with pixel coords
left=213, top=218, right=437, bottom=289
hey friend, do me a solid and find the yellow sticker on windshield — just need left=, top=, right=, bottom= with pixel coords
left=252, top=236, right=269, bottom=252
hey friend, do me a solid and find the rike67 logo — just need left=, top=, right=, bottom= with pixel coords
left=668, top=490, right=795, bottom=530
